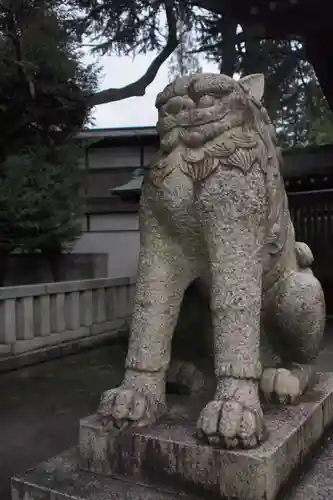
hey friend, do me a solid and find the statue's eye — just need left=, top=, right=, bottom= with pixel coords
left=197, top=95, right=216, bottom=107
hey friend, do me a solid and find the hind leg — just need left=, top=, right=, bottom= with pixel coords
left=261, top=271, right=325, bottom=404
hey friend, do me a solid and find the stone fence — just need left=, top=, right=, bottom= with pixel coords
left=0, top=277, right=136, bottom=358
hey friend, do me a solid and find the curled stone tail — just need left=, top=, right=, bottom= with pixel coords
left=295, top=242, right=314, bottom=269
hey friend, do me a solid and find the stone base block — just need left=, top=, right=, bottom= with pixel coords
left=11, top=448, right=195, bottom=500
left=79, top=373, right=333, bottom=500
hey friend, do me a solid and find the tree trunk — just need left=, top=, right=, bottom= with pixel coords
left=42, top=247, right=63, bottom=282
left=0, top=248, right=10, bottom=287
left=242, top=30, right=262, bottom=75
left=219, top=15, right=238, bottom=76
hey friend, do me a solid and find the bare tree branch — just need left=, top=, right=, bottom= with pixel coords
left=89, top=1, right=178, bottom=106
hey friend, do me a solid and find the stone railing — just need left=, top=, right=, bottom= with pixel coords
left=0, top=277, right=136, bottom=357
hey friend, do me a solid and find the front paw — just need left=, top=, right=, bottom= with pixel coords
left=97, top=387, right=152, bottom=430
left=196, top=398, right=266, bottom=449
left=97, top=370, right=166, bottom=430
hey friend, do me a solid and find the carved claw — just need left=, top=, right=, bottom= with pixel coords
left=196, top=399, right=266, bottom=449
left=97, top=386, right=163, bottom=430
left=260, top=368, right=302, bottom=405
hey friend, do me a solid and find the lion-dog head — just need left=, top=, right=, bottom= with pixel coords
left=151, top=73, right=279, bottom=185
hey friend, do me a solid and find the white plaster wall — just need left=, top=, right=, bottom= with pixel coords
left=72, top=141, right=158, bottom=279
left=72, top=213, right=140, bottom=279
left=89, top=213, right=139, bottom=232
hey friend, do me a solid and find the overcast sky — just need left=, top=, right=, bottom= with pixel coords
left=84, top=51, right=219, bottom=129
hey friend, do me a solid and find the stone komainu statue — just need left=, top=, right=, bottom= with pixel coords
left=98, top=73, right=325, bottom=449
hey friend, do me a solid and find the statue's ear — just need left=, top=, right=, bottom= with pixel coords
left=239, top=74, right=265, bottom=101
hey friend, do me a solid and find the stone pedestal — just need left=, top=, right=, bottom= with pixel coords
left=11, top=373, right=333, bottom=500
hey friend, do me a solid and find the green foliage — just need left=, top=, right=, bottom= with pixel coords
left=67, top=0, right=180, bottom=56
left=278, top=64, right=333, bottom=147
left=164, top=11, right=333, bottom=148
left=0, top=145, right=84, bottom=254
left=0, top=0, right=99, bottom=157
left=70, top=1, right=333, bottom=148
left=0, top=0, right=98, bottom=261
left=168, top=28, right=202, bottom=81
left=167, top=6, right=201, bottom=81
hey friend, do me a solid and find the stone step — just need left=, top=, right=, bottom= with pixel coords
left=11, top=447, right=200, bottom=500
left=11, top=438, right=333, bottom=500
left=78, top=373, right=333, bottom=500
left=286, top=433, right=333, bottom=499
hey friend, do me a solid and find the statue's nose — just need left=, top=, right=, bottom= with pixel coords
left=162, top=96, right=196, bottom=114
left=197, top=95, right=216, bottom=108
